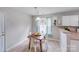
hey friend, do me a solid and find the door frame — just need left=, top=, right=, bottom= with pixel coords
left=0, top=13, right=6, bottom=52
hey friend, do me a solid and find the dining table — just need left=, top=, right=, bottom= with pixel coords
left=28, top=34, right=45, bottom=52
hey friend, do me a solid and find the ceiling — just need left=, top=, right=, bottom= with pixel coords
left=1, top=7, right=79, bottom=15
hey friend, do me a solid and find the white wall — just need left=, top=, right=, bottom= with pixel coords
left=51, top=16, right=60, bottom=39
left=0, top=8, right=32, bottom=51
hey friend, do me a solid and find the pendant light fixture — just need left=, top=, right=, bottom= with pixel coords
left=34, top=7, right=40, bottom=21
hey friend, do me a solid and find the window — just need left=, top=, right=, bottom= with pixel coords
left=35, top=17, right=52, bottom=36
left=46, top=17, right=52, bottom=35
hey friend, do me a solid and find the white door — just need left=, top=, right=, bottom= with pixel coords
left=0, top=13, right=5, bottom=52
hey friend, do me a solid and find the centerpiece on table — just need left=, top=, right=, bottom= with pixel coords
left=32, top=32, right=41, bottom=36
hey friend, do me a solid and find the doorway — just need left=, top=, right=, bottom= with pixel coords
left=0, top=13, right=5, bottom=52
left=35, top=17, right=52, bottom=37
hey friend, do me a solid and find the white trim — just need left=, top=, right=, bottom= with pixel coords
left=6, top=38, right=28, bottom=52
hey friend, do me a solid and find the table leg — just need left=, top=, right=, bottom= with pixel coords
left=28, top=38, right=31, bottom=50
left=40, top=40, right=42, bottom=52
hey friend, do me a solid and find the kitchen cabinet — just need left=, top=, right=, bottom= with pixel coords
left=62, top=15, right=79, bottom=26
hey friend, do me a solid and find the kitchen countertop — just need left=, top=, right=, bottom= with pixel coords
left=58, top=28, right=79, bottom=40
left=58, top=28, right=70, bottom=34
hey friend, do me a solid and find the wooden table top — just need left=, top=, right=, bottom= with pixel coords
left=28, top=35, right=45, bottom=40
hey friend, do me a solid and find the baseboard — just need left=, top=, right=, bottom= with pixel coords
left=47, top=37, right=59, bottom=42
left=6, top=38, right=28, bottom=52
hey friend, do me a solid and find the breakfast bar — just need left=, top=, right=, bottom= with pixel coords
left=59, top=28, right=79, bottom=52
